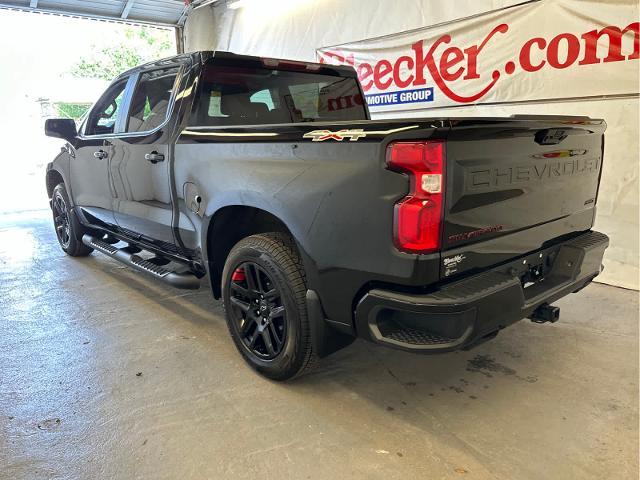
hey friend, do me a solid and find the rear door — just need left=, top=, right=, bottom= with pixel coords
left=442, top=117, right=606, bottom=278
left=71, top=77, right=132, bottom=228
left=109, top=64, right=182, bottom=252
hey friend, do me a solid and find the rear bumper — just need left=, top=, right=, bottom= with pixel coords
left=355, top=230, right=609, bottom=353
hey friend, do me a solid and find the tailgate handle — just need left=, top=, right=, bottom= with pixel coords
left=535, top=129, right=568, bottom=145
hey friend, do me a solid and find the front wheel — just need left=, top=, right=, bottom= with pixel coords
left=222, top=232, right=317, bottom=380
left=51, top=183, right=93, bottom=257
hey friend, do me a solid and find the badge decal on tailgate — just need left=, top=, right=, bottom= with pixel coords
left=303, top=129, right=366, bottom=141
left=443, top=253, right=466, bottom=277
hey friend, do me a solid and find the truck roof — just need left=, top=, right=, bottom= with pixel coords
left=114, top=50, right=357, bottom=81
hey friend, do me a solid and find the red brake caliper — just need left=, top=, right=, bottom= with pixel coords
left=231, top=267, right=246, bottom=282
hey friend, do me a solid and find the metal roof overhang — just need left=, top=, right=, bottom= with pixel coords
left=0, top=0, right=189, bottom=28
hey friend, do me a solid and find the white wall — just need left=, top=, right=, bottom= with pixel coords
left=187, top=0, right=522, bottom=61
left=184, top=0, right=639, bottom=290
left=184, top=3, right=217, bottom=52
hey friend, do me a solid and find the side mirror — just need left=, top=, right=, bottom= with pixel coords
left=45, top=118, right=77, bottom=142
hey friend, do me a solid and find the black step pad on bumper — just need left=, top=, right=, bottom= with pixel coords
left=83, top=234, right=201, bottom=290
left=355, top=230, right=609, bottom=353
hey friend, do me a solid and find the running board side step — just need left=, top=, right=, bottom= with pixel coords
left=82, top=234, right=201, bottom=290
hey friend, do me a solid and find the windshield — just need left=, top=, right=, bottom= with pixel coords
left=190, top=64, right=367, bottom=126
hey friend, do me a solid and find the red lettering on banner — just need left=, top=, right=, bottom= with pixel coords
left=318, top=50, right=355, bottom=66
left=393, top=55, right=415, bottom=88
left=520, top=38, right=547, bottom=72
left=411, top=40, right=429, bottom=86
left=357, top=63, right=374, bottom=91
left=425, top=23, right=509, bottom=103
left=461, top=24, right=509, bottom=80
left=462, top=45, right=481, bottom=80
left=547, top=33, right=581, bottom=69
left=629, top=22, right=640, bottom=59
left=440, top=47, right=465, bottom=81
left=374, top=59, right=393, bottom=90
left=317, top=21, right=638, bottom=106
left=580, top=23, right=640, bottom=64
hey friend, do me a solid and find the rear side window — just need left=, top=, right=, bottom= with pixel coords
left=126, top=66, right=180, bottom=133
left=190, top=64, right=367, bottom=126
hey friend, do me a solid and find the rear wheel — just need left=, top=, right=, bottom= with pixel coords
left=51, top=183, right=93, bottom=257
left=222, top=232, right=317, bottom=380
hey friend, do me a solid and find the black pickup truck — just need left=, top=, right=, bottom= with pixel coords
left=45, top=51, right=609, bottom=380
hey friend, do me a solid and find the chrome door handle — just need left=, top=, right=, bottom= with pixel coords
left=145, top=152, right=165, bottom=164
left=94, top=149, right=108, bottom=160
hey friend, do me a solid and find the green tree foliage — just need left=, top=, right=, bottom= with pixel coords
left=70, top=26, right=174, bottom=81
left=53, top=102, right=91, bottom=120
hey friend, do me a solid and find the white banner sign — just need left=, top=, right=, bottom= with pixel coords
left=317, top=0, right=639, bottom=112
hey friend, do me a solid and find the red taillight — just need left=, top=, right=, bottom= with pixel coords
left=386, top=141, right=445, bottom=254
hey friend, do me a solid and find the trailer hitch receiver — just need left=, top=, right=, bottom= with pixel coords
left=528, top=303, right=560, bottom=323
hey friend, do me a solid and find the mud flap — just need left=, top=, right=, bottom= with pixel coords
left=306, top=290, right=355, bottom=358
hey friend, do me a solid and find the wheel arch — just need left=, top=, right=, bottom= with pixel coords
left=45, top=169, right=65, bottom=198
left=203, top=205, right=305, bottom=299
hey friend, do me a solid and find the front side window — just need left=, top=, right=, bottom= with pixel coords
left=190, top=64, right=367, bottom=127
left=126, top=66, right=180, bottom=133
left=85, top=79, right=128, bottom=136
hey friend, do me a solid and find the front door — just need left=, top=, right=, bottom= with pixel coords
left=70, top=77, right=131, bottom=228
left=109, top=65, right=182, bottom=252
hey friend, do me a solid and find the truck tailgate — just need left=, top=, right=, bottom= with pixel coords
left=441, top=117, right=606, bottom=279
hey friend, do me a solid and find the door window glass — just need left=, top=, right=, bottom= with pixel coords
left=85, top=79, right=128, bottom=136
left=126, top=66, right=180, bottom=133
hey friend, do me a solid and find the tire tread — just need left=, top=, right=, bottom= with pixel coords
left=224, top=232, right=318, bottom=380
left=52, top=183, right=93, bottom=257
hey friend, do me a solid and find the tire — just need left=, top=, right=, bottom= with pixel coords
left=51, top=183, right=93, bottom=257
left=222, top=232, right=318, bottom=380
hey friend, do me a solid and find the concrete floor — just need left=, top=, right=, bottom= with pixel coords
left=1, top=210, right=638, bottom=480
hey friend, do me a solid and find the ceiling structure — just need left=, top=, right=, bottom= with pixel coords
left=0, top=0, right=190, bottom=27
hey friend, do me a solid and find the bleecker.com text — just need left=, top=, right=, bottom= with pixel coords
left=320, top=22, right=639, bottom=104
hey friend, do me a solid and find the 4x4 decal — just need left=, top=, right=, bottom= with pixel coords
left=303, top=129, right=367, bottom=141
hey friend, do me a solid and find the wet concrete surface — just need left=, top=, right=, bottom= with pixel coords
left=1, top=210, right=638, bottom=480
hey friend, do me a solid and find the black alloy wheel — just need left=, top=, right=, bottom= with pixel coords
left=51, top=183, right=93, bottom=257
left=228, top=262, right=287, bottom=360
left=52, top=191, right=71, bottom=249
left=222, top=232, right=317, bottom=380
